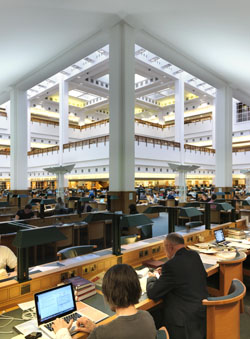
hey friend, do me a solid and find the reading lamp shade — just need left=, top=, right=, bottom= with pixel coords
left=120, top=214, right=153, bottom=228
left=83, top=212, right=113, bottom=223
left=215, top=203, right=234, bottom=211
left=13, top=226, right=67, bottom=248
left=179, top=207, right=203, bottom=218
left=13, top=226, right=67, bottom=283
left=143, top=205, right=167, bottom=214
left=40, top=199, right=57, bottom=205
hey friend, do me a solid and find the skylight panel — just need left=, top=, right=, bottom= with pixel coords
left=79, top=93, right=98, bottom=101
left=69, top=90, right=85, bottom=98
left=135, top=74, right=147, bottom=83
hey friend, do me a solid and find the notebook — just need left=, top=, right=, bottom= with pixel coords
left=214, top=229, right=229, bottom=245
left=34, top=284, right=84, bottom=338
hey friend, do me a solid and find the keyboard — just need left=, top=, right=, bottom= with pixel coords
left=44, top=312, right=82, bottom=332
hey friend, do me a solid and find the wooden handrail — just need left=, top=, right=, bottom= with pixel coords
left=233, top=146, right=250, bottom=153
left=0, top=148, right=10, bottom=155
left=63, top=136, right=108, bottom=150
left=184, top=144, right=215, bottom=154
left=28, top=146, right=59, bottom=156
left=135, top=135, right=180, bottom=148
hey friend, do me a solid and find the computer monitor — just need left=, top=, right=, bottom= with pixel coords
left=214, top=229, right=225, bottom=243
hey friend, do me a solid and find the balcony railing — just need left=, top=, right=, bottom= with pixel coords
left=0, top=148, right=10, bottom=155
left=63, top=136, right=108, bottom=150
left=233, top=146, right=250, bottom=153
left=135, top=135, right=180, bottom=148
left=28, top=146, right=59, bottom=156
left=184, top=144, right=215, bottom=154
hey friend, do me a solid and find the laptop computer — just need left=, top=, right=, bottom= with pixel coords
left=214, top=229, right=229, bottom=245
left=34, top=283, right=84, bottom=338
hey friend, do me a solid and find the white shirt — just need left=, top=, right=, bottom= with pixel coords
left=0, top=246, right=17, bottom=270
left=56, top=328, right=72, bottom=339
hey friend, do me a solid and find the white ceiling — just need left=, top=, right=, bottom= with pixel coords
left=1, top=0, right=250, bottom=102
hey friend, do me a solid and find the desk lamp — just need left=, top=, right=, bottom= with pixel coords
left=83, top=212, right=153, bottom=255
left=12, top=226, right=66, bottom=283
left=77, top=197, right=90, bottom=215
left=144, top=205, right=179, bottom=233
left=17, top=194, right=29, bottom=209
left=83, top=212, right=120, bottom=255
left=40, top=198, right=57, bottom=218
left=107, top=195, right=119, bottom=211
left=120, top=214, right=153, bottom=240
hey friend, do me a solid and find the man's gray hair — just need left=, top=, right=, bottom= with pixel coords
left=166, top=233, right=184, bottom=245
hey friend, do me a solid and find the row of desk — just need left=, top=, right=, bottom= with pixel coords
left=0, top=218, right=248, bottom=338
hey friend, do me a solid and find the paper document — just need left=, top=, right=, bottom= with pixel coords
left=18, top=300, right=35, bottom=311
left=14, top=319, right=49, bottom=338
left=199, top=253, right=218, bottom=266
left=78, top=302, right=108, bottom=323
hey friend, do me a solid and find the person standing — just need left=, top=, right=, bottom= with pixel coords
left=147, top=233, right=208, bottom=339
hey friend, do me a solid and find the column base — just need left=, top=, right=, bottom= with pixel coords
left=108, top=191, right=136, bottom=214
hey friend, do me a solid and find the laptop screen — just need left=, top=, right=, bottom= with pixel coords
left=35, top=284, right=76, bottom=325
left=214, top=229, right=225, bottom=243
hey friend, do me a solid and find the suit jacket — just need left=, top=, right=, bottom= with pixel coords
left=147, top=247, right=208, bottom=339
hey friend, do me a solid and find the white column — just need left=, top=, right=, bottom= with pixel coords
left=5, top=101, right=11, bottom=134
left=109, top=23, right=135, bottom=191
left=215, top=86, right=233, bottom=188
left=59, top=75, right=69, bottom=165
left=27, top=100, right=31, bottom=152
left=245, top=173, right=250, bottom=193
left=175, top=78, right=185, bottom=164
left=211, top=99, right=216, bottom=148
left=10, top=88, right=28, bottom=190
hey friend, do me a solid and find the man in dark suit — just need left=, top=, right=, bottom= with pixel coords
left=147, top=233, right=208, bottom=339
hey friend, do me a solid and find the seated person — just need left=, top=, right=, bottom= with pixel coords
left=200, top=192, right=210, bottom=202
left=53, top=264, right=167, bottom=339
left=55, top=197, right=66, bottom=213
left=208, top=193, right=217, bottom=209
left=129, top=203, right=138, bottom=214
left=167, top=191, right=175, bottom=199
left=0, top=245, right=17, bottom=277
left=147, top=233, right=208, bottom=339
left=15, top=204, right=34, bottom=220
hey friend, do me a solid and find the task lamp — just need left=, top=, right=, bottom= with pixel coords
left=179, top=207, right=203, bottom=218
left=17, top=194, right=29, bottom=209
left=179, top=207, right=203, bottom=229
left=83, top=212, right=120, bottom=254
left=120, top=214, right=153, bottom=240
left=215, top=202, right=234, bottom=211
left=12, top=226, right=66, bottom=283
left=144, top=205, right=179, bottom=233
left=107, top=195, right=119, bottom=211
left=215, top=202, right=235, bottom=224
left=77, top=197, right=90, bottom=215
left=40, top=198, right=57, bottom=218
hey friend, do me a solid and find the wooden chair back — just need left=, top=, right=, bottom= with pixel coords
left=87, top=221, right=106, bottom=247
left=203, top=279, right=246, bottom=339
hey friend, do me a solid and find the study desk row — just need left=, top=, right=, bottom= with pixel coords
left=0, top=219, right=248, bottom=338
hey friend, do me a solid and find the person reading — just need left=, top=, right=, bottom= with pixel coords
left=53, top=264, right=168, bottom=339
left=15, top=204, right=34, bottom=220
left=147, top=233, right=208, bottom=339
left=0, top=245, right=17, bottom=278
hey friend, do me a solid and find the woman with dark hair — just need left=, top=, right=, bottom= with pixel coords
left=53, top=264, right=168, bottom=339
